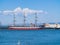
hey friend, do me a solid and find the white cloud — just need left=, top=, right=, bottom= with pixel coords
left=44, top=11, right=48, bottom=14
left=3, top=10, right=13, bottom=15
left=0, top=11, right=1, bottom=13
left=22, top=8, right=30, bottom=16
left=22, top=8, right=46, bottom=16
left=0, top=11, right=2, bottom=14
left=13, top=7, right=22, bottom=15
left=1, top=7, right=48, bottom=16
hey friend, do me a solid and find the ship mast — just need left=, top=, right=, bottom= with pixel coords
left=0, top=22, right=1, bottom=26
left=35, top=12, right=37, bottom=27
left=13, top=14, right=16, bottom=26
left=23, top=12, right=26, bottom=27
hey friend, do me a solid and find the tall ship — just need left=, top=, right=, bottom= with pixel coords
left=8, top=12, right=42, bottom=30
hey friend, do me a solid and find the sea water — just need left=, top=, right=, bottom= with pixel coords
left=0, top=29, right=60, bottom=45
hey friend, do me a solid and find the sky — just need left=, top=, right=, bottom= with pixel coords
left=0, top=0, right=60, bottom=25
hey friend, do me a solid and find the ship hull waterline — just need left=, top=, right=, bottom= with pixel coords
left=8, top=27, right=42, bottom=30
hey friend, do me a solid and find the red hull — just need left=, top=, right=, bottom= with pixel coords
left=8, top=27, right=42, bottom=30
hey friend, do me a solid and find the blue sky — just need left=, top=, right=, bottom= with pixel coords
left=0, top=0, right=60, bottom=25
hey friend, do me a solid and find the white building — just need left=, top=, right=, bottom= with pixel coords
left=44, top=23, right=60, bottom=28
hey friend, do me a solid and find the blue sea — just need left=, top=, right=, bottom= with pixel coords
left=0, top=29, right=60, bottom=45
